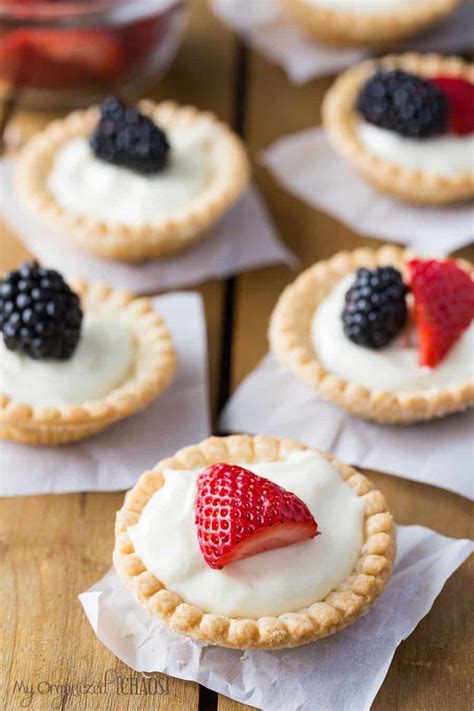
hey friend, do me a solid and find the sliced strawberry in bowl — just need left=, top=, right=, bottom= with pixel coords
left=0, top=28, right=123, bottom=90
left=195, top=463, right=319, bottom=570
left=431, top=76, right=474, bottom=136
left=408, top=258, right=474, bottom=368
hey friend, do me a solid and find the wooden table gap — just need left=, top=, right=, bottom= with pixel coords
left=216, top=41, right=250, bottom=416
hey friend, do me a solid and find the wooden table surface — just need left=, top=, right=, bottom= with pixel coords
left=1, top=2, right=473, bottom=709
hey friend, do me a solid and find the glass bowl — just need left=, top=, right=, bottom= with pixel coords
left=0, top=0, right=188, bottom=107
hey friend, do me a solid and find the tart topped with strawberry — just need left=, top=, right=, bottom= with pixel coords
left=114, top=434, right=395, bottom=648
left=270, top=245, right=474, bottom=424
left=323, top=54, right=474, bottom=204
left=281, top=0, right=461, bottom=47
left=16, top=97, right=249, bottom=262
left=0, top=261, right=176, bottom=445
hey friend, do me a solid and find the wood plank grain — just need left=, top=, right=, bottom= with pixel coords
left=0, top=1, right=238, bottom=709
left=0, top=492, right=199, bottom=710
left=222, top=49, right=474, bottom=711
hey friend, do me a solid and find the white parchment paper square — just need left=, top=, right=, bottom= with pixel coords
left=0, top=158, right=295, bottom=294
left=211, top=0, right=474, bottom=84
left=261, top=128, right=474, bottom=253
left=219, top=355, right=474, bottom=500
left=0, top=293, right=211, bottom=497
left=79, top=525, right=473, bottom=711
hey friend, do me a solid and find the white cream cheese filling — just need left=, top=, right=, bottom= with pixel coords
left=0, top=316, right=135, bottom=407
left=312, top=274, right=474, bottom=392
left=306, top=0, right=433, bottom=14
left=47, top=123, right=218, bottom=226
left=357, top=121, right=474, bottom=177
left=128, top=450, right=365, bottom=619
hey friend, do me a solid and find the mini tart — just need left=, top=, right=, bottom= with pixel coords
left=15, top=100, right=249, bottom=262
left=0, top=282, right=176, bottom=445
left=269, top=245, right=474, bottom=424
left=281, top=0, right=461, bottom=47
left=114, top=434, right=395, bottom=650
left=322, top=53, right=474, bottom=205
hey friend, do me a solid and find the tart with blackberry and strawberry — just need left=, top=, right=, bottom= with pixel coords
left=0, top=261, right=176, bottom=445
left=15, top=97, right=249, bottom=262
left=322, top=54, right=474, bottom=204
left=281, top=0, right=460, bottom=47
left=269, top=245, right=474, bottom=424
left=114, top=434, right=395, bottom=649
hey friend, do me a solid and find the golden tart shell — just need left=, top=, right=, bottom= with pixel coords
left=269, top=245, right=474, bottom=424
left=114, top=434, right=395, bottom=650
left=0, top=281, right=177, bottom=445
left=322, top=53, right=474, bottom=205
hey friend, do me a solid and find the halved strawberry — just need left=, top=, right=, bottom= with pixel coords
left=195, top=463, right=319, bottom=570
left=408, top=259, right=474, bottom=368
left=431, top=77, right=474, bottom=136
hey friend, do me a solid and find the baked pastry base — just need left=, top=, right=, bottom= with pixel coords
left=281, top=0, right=461, bottom=47
left=114, top=434, right=395, bottom=650
left=16, top=101, right=249, bottom=262
left=269, top=245, right=474, bottom=424
left=0, top=281, right=176, bottom=445
left=322, top=54, right=474, bottom=205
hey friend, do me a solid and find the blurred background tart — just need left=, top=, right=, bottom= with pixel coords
left=322, top=53, right=474, bottom=204
left=281, top=0, right=461, bottom=47
left=15, top=96, right=249, bottom=261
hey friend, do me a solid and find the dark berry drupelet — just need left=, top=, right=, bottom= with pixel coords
left=342, top=267, right=408, bottom=349
left=356, top=70, right=448, bottom=139
left=0, top=261, right=83, bottom=360
left=90, top=96, right=170, bottom=175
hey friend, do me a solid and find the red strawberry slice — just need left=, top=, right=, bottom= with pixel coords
left=432, top=76, right=474, bottom=136
left=195, top=463, right=319, bottom=570
left=408, top=259, right=474, bottom=368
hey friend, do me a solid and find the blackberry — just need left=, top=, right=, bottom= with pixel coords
left=0, top=261, right=83, bottom=360
left=356, top=70, right=447, bottom=139
left=342, top=267, right=408, bottom=349
left=90, top=96, right=170, bottom=175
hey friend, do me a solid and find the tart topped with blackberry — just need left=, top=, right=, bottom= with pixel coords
left=269, top=245, right=474, bottom=424
left=323, top=54, right=474, bottom=204
left=114, top=434, right=395, bottom=649
left=0, top=261, right=176, bottom=445
left=16, top=98, right=249, bottom=262
left=281, top=0, right=461, bottom=47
